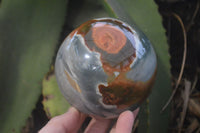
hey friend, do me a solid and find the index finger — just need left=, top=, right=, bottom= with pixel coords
left=110, top=108, right=139, bottom=133
left=39, top=107, right=87, bottom=133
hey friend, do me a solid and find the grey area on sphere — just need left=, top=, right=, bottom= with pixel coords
left=127, top=34, right=157, bottom=82
left=55, top=34, right=129, bottom=118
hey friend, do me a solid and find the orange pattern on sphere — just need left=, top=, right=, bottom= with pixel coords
left=92, top=24, right=126, bottom=54
left=98, top=70, right=157, bottom=109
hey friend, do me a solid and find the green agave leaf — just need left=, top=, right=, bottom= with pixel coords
left=67, top=0, right=109, bottom=29
left=42, top=74, right=70, bottom=118
left=103, top=0, right=171, bottom=132
left=0, top=0, right=67, bottom=132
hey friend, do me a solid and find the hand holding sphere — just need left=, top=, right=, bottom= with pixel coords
left=55, top=18, right=157, bottom=118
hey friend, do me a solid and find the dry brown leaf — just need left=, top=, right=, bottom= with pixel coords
left=185, top=118, right=200, bottom=133
left=161, top=13, right=187, bottom=112
left=178, top=80, right=191, bottom=133
left=188, top=99, right=200, bottom=119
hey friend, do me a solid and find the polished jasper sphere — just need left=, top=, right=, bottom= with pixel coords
left=55, top=18, right=157, bottom=118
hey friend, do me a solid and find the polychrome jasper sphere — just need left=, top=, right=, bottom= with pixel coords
left=55, top=18, right=157, bottom=118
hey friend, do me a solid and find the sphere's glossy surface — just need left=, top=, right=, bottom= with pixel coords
left=55, top=18, right=157, bottom=118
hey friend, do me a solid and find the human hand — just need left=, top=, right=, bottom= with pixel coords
left=39, top=107, right=139, bottom=133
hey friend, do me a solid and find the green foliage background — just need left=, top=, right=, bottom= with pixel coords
left=0, top=0, right=171, bottom=132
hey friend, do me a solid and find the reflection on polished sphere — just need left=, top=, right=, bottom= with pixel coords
left=55, top=18, right=157, bottom=118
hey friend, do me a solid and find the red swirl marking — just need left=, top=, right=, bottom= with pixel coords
left=92, top=24, right=126, bottom=54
